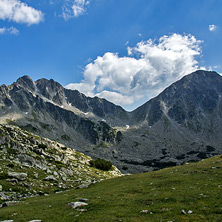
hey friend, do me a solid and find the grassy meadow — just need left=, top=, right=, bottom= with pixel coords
left=0, top=155, right=222, bottom=222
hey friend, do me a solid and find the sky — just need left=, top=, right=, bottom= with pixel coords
left=0, top=0, right=222, bottom=111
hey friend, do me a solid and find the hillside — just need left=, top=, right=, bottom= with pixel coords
left=0, top=155, right=221, bottom=221
left=0, top=124, right=121, bottom=203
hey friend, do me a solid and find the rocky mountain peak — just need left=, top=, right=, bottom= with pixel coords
left=131, top=70, right=222, bottom=126
left=15, top=75, right=36, bottom=92
left=35, top=78, right=65, bottom=105
left=35, top=78, right=64, bottom=93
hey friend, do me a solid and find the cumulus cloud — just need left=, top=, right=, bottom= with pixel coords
left=62, top=0, right=90, bottom=20
left=209, top=24, right=217, bottom=32
left=66, top=33, right=203, bottom=110
left=0, top=26, right=19, bottom=34
left=0, top=0, right=44, bottom=25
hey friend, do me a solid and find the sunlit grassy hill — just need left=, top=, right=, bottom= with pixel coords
left=1, top=155, right=222, bottom=222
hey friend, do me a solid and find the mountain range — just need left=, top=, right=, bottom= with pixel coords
left=0, top=70, right=222, bottom=173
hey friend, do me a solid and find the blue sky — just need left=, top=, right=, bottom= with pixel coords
left=0, top=0, right=222, bottom=110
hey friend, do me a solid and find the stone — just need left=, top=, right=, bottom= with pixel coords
left=34, top=173, right=38, bottom=179
left=46, top=169, right=52, bottom=174
left=0, top=192, right=10, bottom=201
left=43, top=175, right=57, bottom=182
left=77, top=184, right=90, bottom=189
left=28, top=220, right=42, bottom=222
left=68, top=202, right=88, bottom=208
left=188, top=210, right=193, bottom=214
left=61, top=176, right=67, bottom=181
left=6, top=179, right=18, bottom=183
left=8, top=172, right=27, bottom=181
left=61, top=168, right=73, bottom=177
left=76, top=209, right=87, bottom=212
left=53, top=171, right=59, bottom=177
left=0, top=220, right=14, bottom=222
left=140, top=210, right=149, bottom=213
left=1, top=201, right=22, bottom=208
left=23, top=183, right=31, bottom=189
left=181, top=209, right=186, bottom=214
left=38, top=191, right=45, bottom=196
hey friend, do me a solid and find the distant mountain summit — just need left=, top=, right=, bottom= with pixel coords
left=117, top=70, right=222, bottom=172
left=0, top=75, right=127, bottom=145
left=131, top=70, right=222, bottom=127
left=6, top=75, right=128, bottom=121
left=0, top=70, right=222, bottom=173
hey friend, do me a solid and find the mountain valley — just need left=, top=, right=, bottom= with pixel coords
left=0, top=70, right=222, bottom=173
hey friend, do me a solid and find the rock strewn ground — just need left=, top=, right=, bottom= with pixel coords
left=0, top=124, right=122, bottom=204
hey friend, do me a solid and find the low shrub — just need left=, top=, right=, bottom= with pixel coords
left=7, top=148, right=17, bottom=155
left=90, top=158, right=112, bottom=171
left=7, top=163, right=14, bottom=168
left=0, top=172, right=8, bottom=180
left=38, top=144, right=47, bottom=149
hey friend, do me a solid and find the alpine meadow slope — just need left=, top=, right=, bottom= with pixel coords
left=0, top=70, right=222, bottom=173
left=1, top=155, right=222, bottom=221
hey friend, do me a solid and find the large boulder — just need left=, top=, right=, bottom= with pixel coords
left=8, top=172, right=27, bottom=181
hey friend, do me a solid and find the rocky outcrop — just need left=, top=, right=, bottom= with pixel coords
left=8, top=172, right=27, bottom=181
left=0, top=124, right=122, bottom=202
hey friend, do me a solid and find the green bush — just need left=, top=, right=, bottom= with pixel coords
left=7, top=148, right=17, bottom=155
left=7, top=163, right=14, bottom=168
left=0, top=172, right=8, bottom=180
left=90, top=158, right=112, bottom=171
left=38, top=144, right=47, bottom=149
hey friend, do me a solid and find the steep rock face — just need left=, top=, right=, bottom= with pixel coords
left=131, top=70, right=222, bottom=128
left=0, top=84, right=12, bottom=107
left=34, top=78, right=129, bottom=121
left=36, top=78, right=66, bottom=105
left=65, top=89, right=128, bottom=120
left=16, top=75, right=36, bottom=92
left=0, top=76, right=127, bottom=147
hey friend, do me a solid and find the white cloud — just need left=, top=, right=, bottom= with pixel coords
left=62, top=0, right=90, bottom=20
left=0, top=0, right=44, bottom=25
left=209, top=24, right=217, bottom=32
left=66, top=33, right=203, bottom=110
left=0, top=26, right=19, bottom=34
left=97, top=91, right=135, bottom=105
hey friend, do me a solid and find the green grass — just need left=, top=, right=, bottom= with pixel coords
left=0, top=155, right=222, bottom=222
